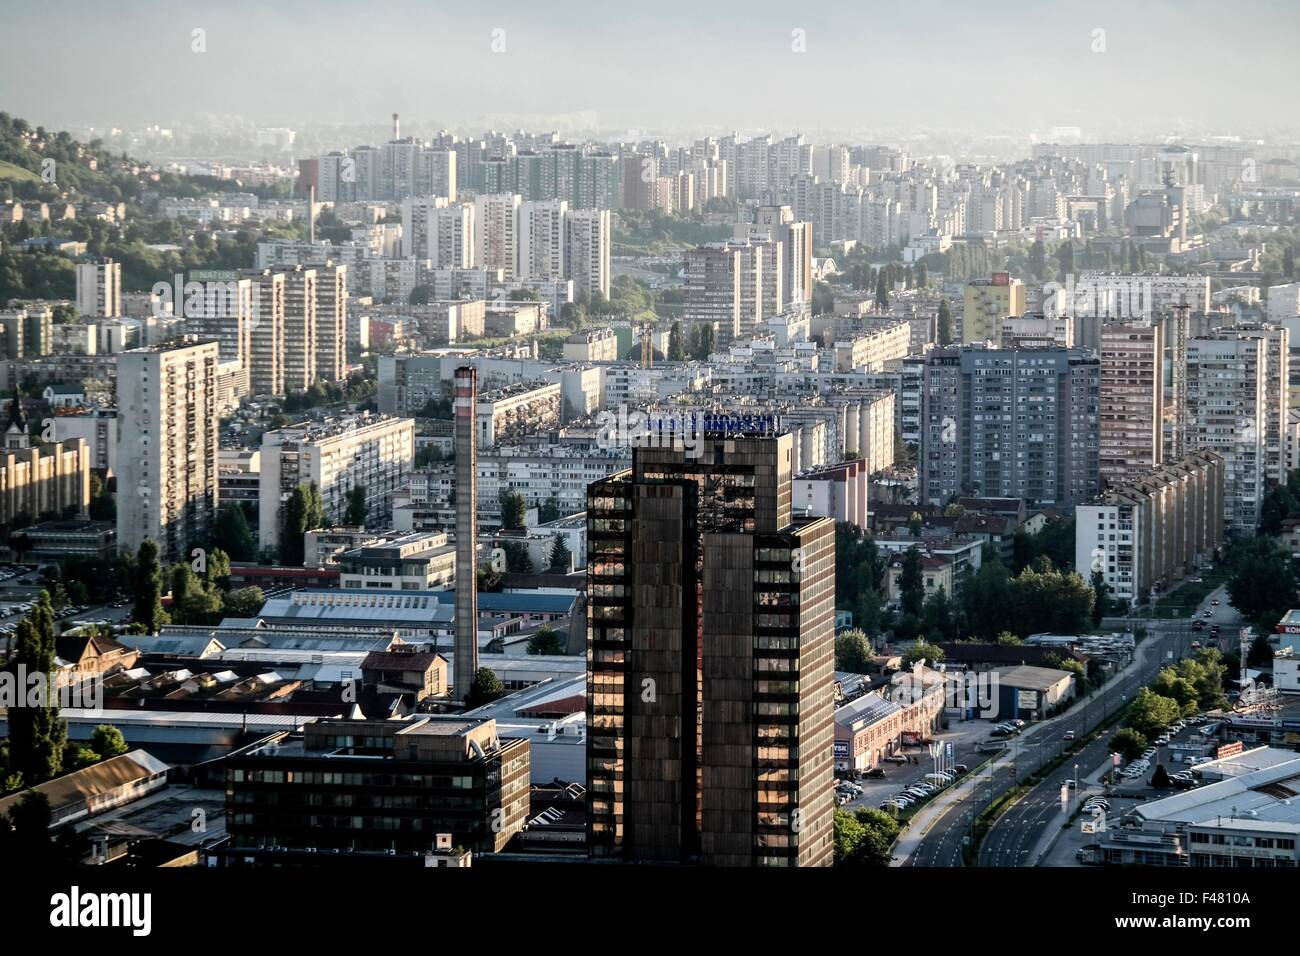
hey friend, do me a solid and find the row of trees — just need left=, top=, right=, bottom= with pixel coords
left=1109, top=650, right=1230, bottom=760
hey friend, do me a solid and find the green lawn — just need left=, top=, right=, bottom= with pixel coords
left=0, top=160, right=40, bottom=183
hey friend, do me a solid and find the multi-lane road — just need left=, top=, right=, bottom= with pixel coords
left=898, top=604, right=1215, bottom=867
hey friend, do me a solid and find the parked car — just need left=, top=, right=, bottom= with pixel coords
left=863, top=767, right=886, bottom=778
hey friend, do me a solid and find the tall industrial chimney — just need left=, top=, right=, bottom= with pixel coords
left=307, top=184, right=315, bottom=244
left=392, top=112, right=400, bottom=141
left=454, top=366, right=479, bottom=700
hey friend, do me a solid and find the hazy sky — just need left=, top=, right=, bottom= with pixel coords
left=4, top=0, right=1298, bottom=140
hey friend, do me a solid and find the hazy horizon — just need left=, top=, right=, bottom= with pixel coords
left=3, top=0, right=1299, bottom=144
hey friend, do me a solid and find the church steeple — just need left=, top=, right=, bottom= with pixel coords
left=4, top=385, right=29, bottom=450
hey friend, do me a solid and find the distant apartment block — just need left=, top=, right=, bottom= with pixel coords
left=258, top=414, right=416, bottom=553
left=962, top=273, right=1025, bottom=344
left=920, top=347, right=1100, bottom=508
left=1075, top=451, right=1224, bottom=607
left=1099, top=323, right=1162, bottom=487
left=76, top=257, right=122, bottom=318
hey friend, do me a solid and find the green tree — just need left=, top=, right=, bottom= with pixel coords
left=222, top=586, right=266, bottom=618
left=169, top=563, right=197, bottom=620
left=996, top=631, right=1023, bottom=646
left=833, top=806, right=866, bottom=864
left=499, top=489, right=527, bottom=531
left=1008, top=558, right=1094, bottom=636
left=874, top=267, right=890, bottom=309
left=5, top=606, right=66, bottom=786
left=213, top=502, right=256, bottom=561
left=920, top=587, right=957, bottom=643
left=500, top=540, right=534, bottom=574
left=538, top=497, right=562, bottom=524
left=131, top=539, right=169, bottom=634
left=526, top=625, right=566, bottom=656
left=1225, top=536, right=1298, bottom=631
left=279, top=483, right=325, bottom=566
left=1090, top=568, right=1107, bottom=627
left=546, top=534, right=573, bottom=573
left=937, top=298, right=952, bottom=346
left=89, top=725, right=128, bottom=759
left=1151, top=764, right=1171, bottom=789
left=835, top=628, right=874, bottom=673
left=344, top=484, right=368, bottom=526
left=902, top=639, right=945, bottom=668
left=898, top=548, right=925, bottom=618
left=1109, top=727, right=1147, bottom=761
left=1126, top=687, right=1183, bottom=739
left=668, top=319, right=686, bottom=361
left=466, top=667, right=504, bottom=707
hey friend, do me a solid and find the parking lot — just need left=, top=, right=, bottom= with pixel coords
left=837, top=719, right=992, bottom=817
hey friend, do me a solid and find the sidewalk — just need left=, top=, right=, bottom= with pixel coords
left=889, top=753, right=1011, bottom=865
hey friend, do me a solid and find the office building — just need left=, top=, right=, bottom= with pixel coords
left=224, top=716, right=529, bottom=863
left=586, top=427, right=836, bottom=866
left=116, top=342, right=221, bottom=563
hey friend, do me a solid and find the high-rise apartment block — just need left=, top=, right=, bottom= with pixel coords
left=586, top=428, right=835, bottom=867
left=1186, top=334, right=1269, bottom=530
left=116, top=341, right=221, bottom=563
left=1099, top=323, right=1163, bottom=487
left=258, top=414, right=415, bottom=553
left=75, top=257, right=122, bottom=318
left=920, top=347, right=1100, bottom=507
left=565, top=208, right=611, bottom=300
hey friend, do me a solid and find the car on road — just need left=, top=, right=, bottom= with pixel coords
left=1011, top=719, right=1026, bottom=728
left=1202, top=610, right=1213, bottom=618
left=1211, top=599, right=1220, bottom=606
left=953, top=764, right=968, bottom=775
left=863, top=767, right=886, bottom=778
left=1063, top=730, right=1076, bottom=741
left=1192, top=620, right=1205, bottom=631
left=884, top=754, right=908, bottom=764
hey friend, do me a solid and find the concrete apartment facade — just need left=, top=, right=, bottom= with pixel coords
left=1075, top=450, right=1224, bottom=607
left=1099, top=322, right=1162, bottom=488
left=116, top=341, right=221, bottom=563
